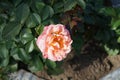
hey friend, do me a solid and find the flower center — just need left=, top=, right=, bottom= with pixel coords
left=50, top=33, right=64, bottom=50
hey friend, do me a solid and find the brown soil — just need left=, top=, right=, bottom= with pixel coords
left=36, top=40, right=120, bottom=80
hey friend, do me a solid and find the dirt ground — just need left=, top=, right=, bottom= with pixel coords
left=36, top=40, right=120, bottom=80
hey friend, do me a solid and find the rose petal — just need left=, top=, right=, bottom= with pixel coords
left=36, top=24, right=73, bottom=61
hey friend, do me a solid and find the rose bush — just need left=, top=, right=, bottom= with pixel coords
left=0, top=0, right=85, bottom=79
left=0, top=0, right=120, bottom=79
left=36, top=24, right=72, bottom=61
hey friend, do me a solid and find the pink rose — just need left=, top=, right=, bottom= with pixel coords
left=36, top=24, right=73, bottom=61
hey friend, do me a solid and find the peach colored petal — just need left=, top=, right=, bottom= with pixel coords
left=47, top=47, right=57, bottom=61
left=36, top=24, right=73, bottom=61
left=36, top=34, right=46, bottom=53
left=56, top=55, right=62, bottom=61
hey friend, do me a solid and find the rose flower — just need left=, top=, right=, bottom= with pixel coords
left=36, top=24, right=73, bottom=61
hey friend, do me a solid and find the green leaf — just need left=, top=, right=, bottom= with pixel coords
left=25, top=40, right=35, bottom=53
left=2, top=21, right=22, bottom=40
left=46, top=59, right=56, bottom=69
left=99, top=8, right=116, bottom=17
left=53, top=2, right=64, bottom=13
left=20, top=28, right=33, bottom=44
left=15, top=3, right=30, bottom=24
left=5, top=40, right=14, bottom=49
left=104, top=30, right=111, bottom=42
left=119, top=13, right=120, bottom=18
left=9, top=10, right=16, bottom=22
left=47, top=68, right=64, bottom=75
left=35, top=1, right=45, bottom=12
left=28, top=55, right=43, bottom=72
left=35, top=25, right=44, bottom=35
left=11, top=48, right=30, bottom=63
left=117, top=37, right=120, bottom=43
left=64, top=0, right=77, bottom=12
left=76, top=0, right=86, bottom=9
left=0, top=19, right=6, bottom=40
left=104, top=45, right=119, bottom=55
left=18, top=48, right=30, bottom=62
left=41, top=5, right=54, bottom=20
left=10, top=47, right=19, bottom=56
left=42, top=19, right=54, bottom=25
left=95, top=30, right=112, bottom=42
left=32, top=13, right=41, bottom=24
left=56, top=61, right=63, bottom=68
left=26, top=13, right=41, bottom=28
left=0, top=2, right=13, bottom=11
left=48, top=6, right=54, bottom=17
left=116, top=29, right=120, bottom=35
left=8, top=63, right=18, bottom=72
left=72, top=34, right=83, bottom=53
left=112, top=20, right=120, bottom=30
left=10, top=48, right=25, bottom=61
left=84, top=15, right=95, bottom=24
left=0, top=43, right=9, bottom=67
left=41, top=6, right=49, bottom=20
left=31, top=1, right=45, bottom=14
left=12, top=0, right=22, bottom=6
left=95, top=30, right=103, bottom=41
left=111, top=17, right=116, bottom=27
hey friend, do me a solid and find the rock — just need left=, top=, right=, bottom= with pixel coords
left=9, top=69, right=45, bottom=80
left=100, top=68, right=120, bottom=80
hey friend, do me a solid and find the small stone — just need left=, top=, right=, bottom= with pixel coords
left=100, top=68, right=120, bottom=80
left=8, top=69, right=45, bottom=80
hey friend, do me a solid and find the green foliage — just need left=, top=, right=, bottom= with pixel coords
left=0, top=0, right=86, bottom=78
left=53, top=2, right=64, bottom=14
left=46, top=59, right=56, bottom=69
left=76, top=0, right=86, bottom=9
left=64, top=0, right=77, bottom=12
left=12, top=0, right=22, bottom=6
left=64, top=0, right=86, bottom=12
left=15, top=3, right=30, bottom=24
left=47, top=67, right=64, bottom=75
left=11, top=47, right=31, bottom=63
left=104, top=44, right=119, bottom=55
left=28, top=55, right=43, bottom=72
left=46, top=60, right=64, bottom=75
left=0, top=42, right=9, bottom=67
left=72, top=32, right=83, bottom=53
left=41, top=5, right=54, bottom=20
left=2, top=22, right=22, bottom=40
left=100, top=7, right=116, bottom=17
left=20, top=29, right=33, bottom=45
left=99, top=7, right=120, bottom=55
left=80, top=0, right=120, bottom=55
left=35, top=25, right=44, bottom=35
left=26, top=13, right=41, bottom=28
